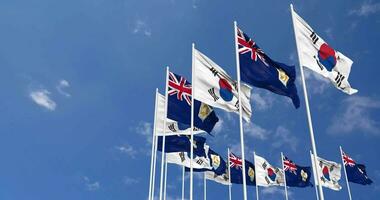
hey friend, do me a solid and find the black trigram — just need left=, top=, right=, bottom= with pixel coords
left=310, top=32, right=319, bottom=44
left=168, top=123, right=177, bottom=132
left=208, top=88, right=219, bottom=101
left=234, top=100, right=239, bottom=110
left=179, top=152, right=186, bottom=162
left=209, top=67, right=219, bottom=76
left=196, top=159, right=204, bottom=165
left=335, top=72, right=345, bottom=88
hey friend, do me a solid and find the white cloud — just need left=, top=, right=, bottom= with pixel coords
left=56, top=79, right=71, bottom=97
left=261, top=187, right=293, bottom=199
left=135, top=121, right=153, bottom=143
left=349, top=1, right=380, bottom=16
left=115, top=144, right=137, bottom=158
left=244, top=122, right=270, bottom=140
left=303, top=68, right=330, bottom=94
left=83, top=176, right=100, bottom=191
left=123, top=176, right=139, bottom=185
left=328, top=96, right=380, bottom=135
left=324, top=28, right=334, bottom=40
left=29, top=89, right=56, bottom=111
left=271, top=126, right=299, bottom=152
left=132, top=19, right=152, bottom=37
left=251, top=91, right=274, bottom=111
left=213, top=118, right=223, bottom=135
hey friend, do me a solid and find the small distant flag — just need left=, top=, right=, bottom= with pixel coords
left=255, top=154, right=284, bottom=187
left=193, top=48, right=252, bottom=121
left=157, top=135, right=206, bottom=154
left=311, top=153, right=342, bottom=191
left=283, top=155, right=313, bottom=187
left=166, top=71, right=219, bottom=133
left=229, top=152, right=256, bottom=186
left=291, top=8, right=357, bottom=95
left=236, top=26, right=300, bottom=108
left=155, top=92, right=204, bottom=136
left=341, top=150, right=373, bottom=185
left=166, top=142, right=212, bottom=170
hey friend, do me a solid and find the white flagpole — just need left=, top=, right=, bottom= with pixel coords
left=151, top=125, right=159, bottom=200
left=190, top=43, right=195, bottom=200
left=233, top=20, right=248, bottom=200
left=164, top=156, right=168, bottom=200
left=228, top=148, right=232, bottom=200
left=290, top=4, right=324, bottom=200
left=204, top=172, right=207, bottom=200
left=254, top=152, right=259, bottom=200
left=340, top=146, right=353, bottom=200
left=182, top=166, right=185, bottom=200
left=159, top=67, right=170, bottom=200
left=149, top=89, right=159, bottom=200
left=310, top=151, right=320, bottom=200
left=281, top=152, right=289, bottom=200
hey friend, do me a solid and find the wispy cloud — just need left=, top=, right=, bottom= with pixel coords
left=132, top=19, right=152, bottom=37
left=83, top=176, right=100, bottom=191
left=349, top=1, right=380, bottom=16
left=328, top=96, right=380, bottom=135
left=271, top=126, right=299, bottom=152
left=213, top=118, right=224, bottom=135
left=123, top=176, right=139, bottom=185
left=29, top=89, right=57, bottom=111
left=115, top=144, right=138, bottom=158
left=56, top=79, right=71, bottom=97
left=244, top=122, right=270, bottom=140
left=251, top=91, right=275, bottom=111
left=135, top=121, right=153, bottom=143
left=261, top=187, right=292, bottom=199
left=303, top=68, right=330, bottom=94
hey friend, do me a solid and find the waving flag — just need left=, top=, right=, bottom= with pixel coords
left=166, top=142, right=212, bottom=170
left=193, top=48, right=252, bottom=121
left=167, top=71, right=219, bottom=133
left=291, top=8, right=357, bottom=95
left=283, top=156, right=313, bottom=187
left=236, top=27, right=300, bottom=108
left=155, top=92, right=204, bottom=136
left=342, top=150, right=373, bottom=185
left=229, top=152, right=256, bottom=186
left=311, top=153, right=342, bottom=191
left=157, top=135, right=206, bottom=154
left=255, top=154, right=284, bottom=187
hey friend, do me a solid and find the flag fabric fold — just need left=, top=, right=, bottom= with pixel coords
left=342, top=150, right=373, bottom=185
left=283, top=155, right=313, bottom=187
left=255, top=154, right=284, bottom=187
left=311, top=153, right=342, bottom=191
left=155, top=92, right=204, bottom=136
left=229, top=153, right=256, bottom=186
left=236, top=27, right=300, bottom=108
left=193, top=48, right=252, bottom=122
left=167, top=71, right=219, bottom=133
left=157, top=135, right=206, bottom=154
left=291, top=9, right=357, bottom=95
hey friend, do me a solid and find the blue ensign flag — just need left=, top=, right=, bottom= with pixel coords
left=343, top=151, right=373, bottom=185
left=157, top=135, right=206, bottom=157
left=167, top=71, right=219, bottom=133
left=186, top=147, right=227, bottom=176
left=236, top=27, right=300, bottom=108
left=283, top=156, right=313, bottom=187
left=229, top=153, right=256, bottom=186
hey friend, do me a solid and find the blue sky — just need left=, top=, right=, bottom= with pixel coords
left=1, top=0, right=379, bottom=199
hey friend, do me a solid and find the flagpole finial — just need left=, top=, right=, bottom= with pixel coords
left=290, top=4, right=293, bottom=10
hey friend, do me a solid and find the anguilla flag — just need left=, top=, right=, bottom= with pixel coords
left=342, top=150, right=373, bottom=185
left=283, top=155, right=313, bottom=187
left=155, top=92, right=204, bottom=136
left=167, top=71, right=219, bottom=133
left=291, top=8, right=357, bottom=95
left=157, top=135, right=206, bottom=154
left=229, top=152, right=256, bottom=186
left=236, top=26, right=300, bottom=108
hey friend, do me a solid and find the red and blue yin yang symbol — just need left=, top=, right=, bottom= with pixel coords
left=318, top=43, right=337, bottom=71
left=218, top=78, right=234, bottom=102
left=267, top=168, right=277, bottom=182
left=322, top=166, right=331, bottom=181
